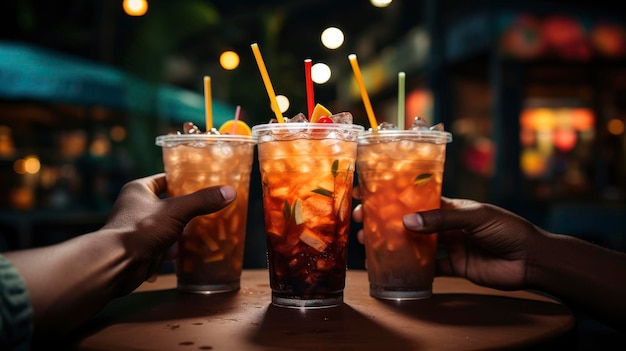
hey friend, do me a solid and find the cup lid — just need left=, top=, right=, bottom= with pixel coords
left=358, top=129, right=452, bottom=144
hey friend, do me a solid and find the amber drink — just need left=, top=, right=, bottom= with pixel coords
left=253, top=122, right=363, bottom=308
left=156, top=133, right=255, bottom=293
left=357, top=125, right=452, bottom=300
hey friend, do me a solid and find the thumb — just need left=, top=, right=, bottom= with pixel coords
left=402, top=198, right=483, bottom=233
left=166, top=185, right=236, bottom=222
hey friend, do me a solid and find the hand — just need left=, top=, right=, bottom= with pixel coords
left=352, top=189, right=540, bottom=291
left=101, top=173, right=236, bottom=293
left=403, top=197, right=543, bottom=290
left=3, top=173, right=237, bottom=341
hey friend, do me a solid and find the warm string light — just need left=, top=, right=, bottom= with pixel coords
left=122, top=0, right=148, bottom=16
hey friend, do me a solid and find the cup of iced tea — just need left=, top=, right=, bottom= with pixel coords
left=356, top=119, right=452, bottom=300
left=156, top=131, right=256, bottom=294
left=252, top=118, right=363, bottom=308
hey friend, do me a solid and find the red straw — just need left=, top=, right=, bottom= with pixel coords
left=304, top=58, right=314, bottom=120
left=231, top=105, right=241, bottom=135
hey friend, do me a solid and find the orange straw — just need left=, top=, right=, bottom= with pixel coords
left=304, top=58, right=314, bottom=120
left=203, top=76, right=213, bottom=131
left=250, top=43, right=284, bottom=123
left=348, top=54, right=378, bottom=130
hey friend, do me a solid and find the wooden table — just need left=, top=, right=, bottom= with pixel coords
left=64, top=269, right=576, bottom=350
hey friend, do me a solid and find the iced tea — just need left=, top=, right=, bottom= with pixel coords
left=253, top=122, right=363, bottom=308
left=156, top=134, right=255, bottom=293
left=357, top=128, right=452, bottom=299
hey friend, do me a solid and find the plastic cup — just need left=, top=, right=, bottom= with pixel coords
left=155, top=133, right=256, bottom=293
left=356, top=128, right=452, bottom=300
left=252, top=122, right=364, bottom=308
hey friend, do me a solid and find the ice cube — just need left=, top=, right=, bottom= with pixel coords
left=183, top=122, right=202, bottom=134
left=430, top=122, right=445, bottom=131
left=330, top=112, right=353, bottom=124
left=299, top=229, right=328, bottom=252
left=409, top=116, right=429, bottom=130
left=377, top=121, right=398, bottom=130
left=288, top=113, right=308, bottom=123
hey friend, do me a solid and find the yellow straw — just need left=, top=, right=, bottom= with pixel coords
left=348, top=54, right=377, bottom=130
left=203, top=76, right=213, bottom=131
left=250, top=43, right=284, bottom=123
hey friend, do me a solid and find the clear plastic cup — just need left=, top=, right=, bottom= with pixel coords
left=253, top=122, right=364, bottom=308
left=356, top=128, right=452, bottom=300
left=156, top=133, right=256, bottom=293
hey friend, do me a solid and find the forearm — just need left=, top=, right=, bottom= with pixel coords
left=528, top=232, right=626, bottom=332
left=3, top=231, right=132, bottom=339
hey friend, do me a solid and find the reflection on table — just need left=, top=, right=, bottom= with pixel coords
left=61, top=269, right=576, bottom=351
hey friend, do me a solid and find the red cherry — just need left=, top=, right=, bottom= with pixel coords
left=318, top=116, right=333, bottom=123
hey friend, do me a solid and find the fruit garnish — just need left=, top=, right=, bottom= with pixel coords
left=218, top=119, right=252, bottom=135
left=318, top=116, right=333, bottom=123
left=310, top=103, right=332, bottom=122
left=414, top=173, right=433, bottom=186
left=299, top=229, right=328, bottom=252
left=293, top=199, right=304, bottom=225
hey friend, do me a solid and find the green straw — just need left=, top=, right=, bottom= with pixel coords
left=397, top=72, right=405, bottom=130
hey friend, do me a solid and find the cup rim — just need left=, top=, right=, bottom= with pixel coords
left=155, top=133, right=256, bottom=146
left=251, top=122, right=365, bottom=135
left=358, top=129, right=452, bottom=144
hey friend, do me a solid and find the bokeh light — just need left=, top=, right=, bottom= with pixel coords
left=276, top=95, right=290, bottom=113
left=14, top=155, right=41, bottom=175
left=370, top=0, right=393, bottom=8
left=311, top=63, right=331, bottom=84
left=123, top=0, right=148, bottom=16
left=607, top=118, right=625, bottom=135
left=110, top=125, right=127, bottom=142
left=321, top=27, right=344, bottom=50
left=219, top=51, right=240, bottom=70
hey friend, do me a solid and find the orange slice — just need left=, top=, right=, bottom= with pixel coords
left=310, top=103, right=332, bottom=123
left=218, top=120, right=252, bottom=135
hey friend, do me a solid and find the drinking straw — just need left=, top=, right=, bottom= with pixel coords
left=348, top=54, right=378, bottom=130
left=231, top=105, right=241, bottom=135
left=304, top=58, right=314, bottom=120
left=398, top=72, right=406, bottom=130
left=203, top=76, right=213, bottom=131
left=250, top=43, right=284, bottom=123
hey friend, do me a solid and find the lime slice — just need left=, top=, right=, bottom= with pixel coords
left=293, top=199, right=304, bottom=225
left=218, top=120, right=252, bottom=135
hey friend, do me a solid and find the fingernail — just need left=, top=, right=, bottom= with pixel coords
left=403, top=213, right=424, bottom=230
left=220, top=186, right=236, bottom=202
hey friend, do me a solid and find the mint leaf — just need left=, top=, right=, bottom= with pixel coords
left=331, top=159, right=338, bottom=178
left=311, top=188, right=333, bottom=197
left=414, top=173, right=433, bottom=186
left=283, top=199, right=291, bottom=220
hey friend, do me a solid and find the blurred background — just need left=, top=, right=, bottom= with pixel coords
left=1, top=0, right=625, bottom=274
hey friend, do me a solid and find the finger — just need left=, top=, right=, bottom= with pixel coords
left=352, top=203, right=363, bottom=223
left=142, top=173, right=168, bottom=196
left=435, top=256, right=455, bottom=277
left=352, top=187, right=361, bottom=200
left=357, top=229, right=364, bottom=244
left=166, top=185, right=236, bottom=222
left=164, top=242, right=178, bottom=261
left=403, top=199, right=483, bottom=233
